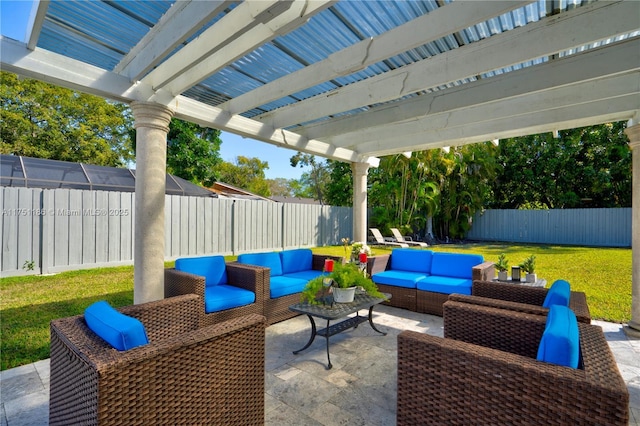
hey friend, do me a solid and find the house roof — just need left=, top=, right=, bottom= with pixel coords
left=0, top=154, right=216, bottom=197
left=1, top=0, right=638, bottom=166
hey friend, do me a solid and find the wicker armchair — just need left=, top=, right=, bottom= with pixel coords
left=49, top=294, right=266, bottom=426
left=467, top=279, right=591, bottom=323
left=165, top=261, right=266, bottom=326
left=397, top=300, right=628, bottom=425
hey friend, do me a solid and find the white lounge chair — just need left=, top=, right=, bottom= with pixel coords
left=369, top=228, right=409, bottom=248
left=390, top=228, right=428, bottom=248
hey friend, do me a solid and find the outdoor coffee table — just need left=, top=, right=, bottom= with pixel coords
left=289, top=292, right=391, bottom=369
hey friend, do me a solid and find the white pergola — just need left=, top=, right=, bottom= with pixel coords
left=2, top=0, right=639, bottom=333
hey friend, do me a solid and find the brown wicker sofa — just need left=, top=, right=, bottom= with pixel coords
left=367, top=251, right=495, bottom=315
left=165, top=260, right=266, bottom=326
left=466, top=279, right=591, bottom=323
left=397, top=300, right=628, bottom=425
left=49, top=294, right=266, bottom=425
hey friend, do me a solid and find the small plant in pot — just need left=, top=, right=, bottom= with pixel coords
left=301, top=261, right=386, bottom=304
left=519, top=254, right=537, bottom=283
left=495, top=253, right=509, bottom=281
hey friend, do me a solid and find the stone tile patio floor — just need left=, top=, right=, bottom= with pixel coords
left=2, top=304, right=639, bottom=425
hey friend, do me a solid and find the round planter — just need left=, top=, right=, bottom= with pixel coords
left=333, top=286, right=356, bottom=303
left=526, top=273, right=537, bottom=283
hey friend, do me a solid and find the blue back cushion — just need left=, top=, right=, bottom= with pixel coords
left=430, top=252, right=484, bottom=279
left=542, top=279, right=571, bottom=308
left=536, top=305, right=580, bottom=368
left=237, top=252, right=283, bottom=276
left=175, top=255, right=227, bottom=287
left=84, top=301, right=149, bottom=351
left=390, top=249, right=433, bottom=273
left=280, top=249, right=313, bottom=274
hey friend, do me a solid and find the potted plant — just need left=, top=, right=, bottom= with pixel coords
left=301, top=261, right=386, bottom=304
left=519, top=254, right=537, bottom=283
left=495, top=253, right=509, bottom=281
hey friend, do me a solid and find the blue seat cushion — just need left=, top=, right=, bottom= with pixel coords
left=372, top=271, right=427, bottom=289
left=283, top=270, right=325, bottom=281
left=280, top=249, right=313, bottom=274
left=430, top=252, right=484, bottom=279
left=175, top=255, right=227, bottom=287
left=417, top=276, right=472, bottom=295
left=536, top=305, right=580, bottom=368
left=390, top=249, right=433, bottom=273
left=204, top=285, right=256, bottom=313
left=269, top=276, right=308, bottom=298
left=84, top=301, right=148, bottom=351
left=542, top=279, right=571, bottom=308
left=237, top=252, right=283, bottom=276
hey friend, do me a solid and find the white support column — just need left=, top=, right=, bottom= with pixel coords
left=130, top=102, right=174, bottom=304
left=352, top=162, right=369, bottom=244
left=625, top=123, right=640, bottom=337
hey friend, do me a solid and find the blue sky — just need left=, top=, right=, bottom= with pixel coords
left=1, top=0, right=308, bottom=180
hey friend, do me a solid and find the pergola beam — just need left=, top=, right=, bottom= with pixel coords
left=323, top=39, right=640, bottom=148
left=142, top=0, right=333, bottom=95
left=358, top=91, right=640, bottom=156
left=220, top=0, right=533, bottom=115
left=114, top=0, right=233, bottom=82
left=0, top=36, right=375, bottom=167
left=170, top=96, right=379, bottom=167
left=256, top=0, right=637, bottom=129
left=302, top=39, right=640, bottom=142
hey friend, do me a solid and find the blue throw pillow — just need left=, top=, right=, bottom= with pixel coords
left=175, top=255, right=228, bottom=287
left=542, top=279, right=571, bottom=308
left=84, top=301, right=149, bottom=351
left=536, top=305, right=580, bottom=368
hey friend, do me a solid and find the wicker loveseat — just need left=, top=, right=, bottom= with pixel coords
left=237, top=248, right=342, bottom=324
left=397, top=300, right=628, bottom=425
left=165, top=256, right=266, bottom=326
left=466, top=279, right=591, bottom=323
left=370, top=249, right=495, bottom=314
left=49, top=294, right=266, bottom=425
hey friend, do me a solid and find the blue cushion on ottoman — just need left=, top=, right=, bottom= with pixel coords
left=84, top=301, right=148, bottom=351
left=175, top=255, right=227, bottom=287
left=238, top=252, right=283, bottom=276
left=542, top=279, right=571, bottom=308
left=536, top=305, right=580, bottom=368
left=280, top=249, right=313, bottom=274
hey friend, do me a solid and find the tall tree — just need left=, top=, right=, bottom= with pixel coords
left=1, top=71, right=133, bottom=166
left=491, top=122, right=631, bottom=209
left=324, top=160, right=353, bottom=206
left=290, top=153, right=329, bottom=203
left=216, top=156, right=271, bottom=197
left=165, top=119, right=222, bottom=186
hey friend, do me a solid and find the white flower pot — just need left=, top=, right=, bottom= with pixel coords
left=498, top=271, right=508, bottom=281
left=332, top=286, right=356, bottom=303
left=526, top=273, right=537, bottom=283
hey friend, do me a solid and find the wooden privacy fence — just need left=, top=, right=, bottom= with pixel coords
left=466, top=208, right=632, bottom=247
left=1, top=187, right=352, bottom=277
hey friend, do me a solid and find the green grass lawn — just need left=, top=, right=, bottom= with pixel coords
left=0, top=244, right=631, bottom=371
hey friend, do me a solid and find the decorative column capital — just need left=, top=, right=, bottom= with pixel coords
left=625, top=123, right=640, bottom=149
left=352, top=161, right=370, bottom=176
left=130, top=102, right=174, bottom=133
